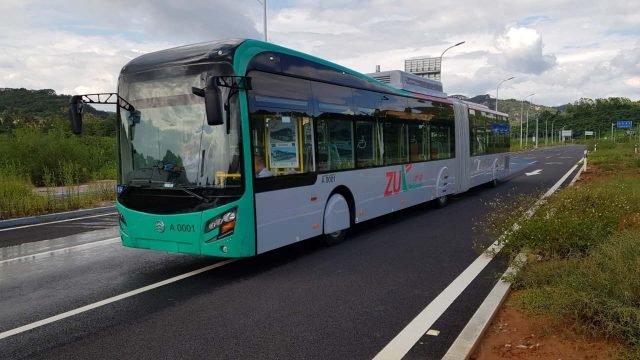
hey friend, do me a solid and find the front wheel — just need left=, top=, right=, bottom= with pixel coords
left=323, top=229, right=347, bottom=245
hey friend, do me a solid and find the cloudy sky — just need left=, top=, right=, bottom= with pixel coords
left=1, top=0, right=639, bottom=106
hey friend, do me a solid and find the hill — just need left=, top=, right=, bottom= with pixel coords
left=0, top=88, right=115, bottom=135
left=457, top=93, right=558, bottom=124
left=447, top=93, right=640, bottom=141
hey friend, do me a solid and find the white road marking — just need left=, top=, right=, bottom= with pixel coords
left=373, top=158, right=583, bottom=360
left=0, top=237, right=120, bottom=265
left=525, top=169, right=542, bottom=176
left=569, top=160, right=587, bottom=187
left=426, top=329, right=440, bottom=336
left=0, top=259, right=238, bottom=340
left=545, top=162, right=563, bottom=165
left=527, top=161, right=538, bottom=164
left=0, top=212, right=117, bottom=232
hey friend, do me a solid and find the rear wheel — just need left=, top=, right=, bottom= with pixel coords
left=435, top=194, right=448, bottom=208
left=489, top=178, right=498, bottom=188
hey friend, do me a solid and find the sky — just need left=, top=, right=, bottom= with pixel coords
left=1, top=0, right=639, bottom=107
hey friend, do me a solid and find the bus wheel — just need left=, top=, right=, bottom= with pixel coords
left=436, top=195, right=448, bottom=208
left=489, top=178, right=498, bottom=188
left=322, top=193, right=351, bottom=245
left=323, top=229, right=347, bottom=245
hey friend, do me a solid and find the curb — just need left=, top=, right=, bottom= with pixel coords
left=0, top=205, right=116, bottom=230
left=442, top=253, right=527, bottom=359
left=442, top=155, right=585, bottom=359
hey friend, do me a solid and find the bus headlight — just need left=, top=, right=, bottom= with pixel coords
left=205, top=207, right=237, bottom=238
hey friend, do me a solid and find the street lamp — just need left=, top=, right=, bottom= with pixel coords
left=256, top=0, right=267, bottom=41
left=439, top=41, right=465, bottom=84
left=520, top=93, right=535, bottom=148
left=525, top=96, right=535, bottom=147
left=495, top=76, right=515, bottom=113
left=535, top=106, right=539, bottom=148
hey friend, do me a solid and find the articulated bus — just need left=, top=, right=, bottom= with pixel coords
left=69, top=39, right=509, bottom=258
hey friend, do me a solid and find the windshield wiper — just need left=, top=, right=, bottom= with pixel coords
left=174, top=186, right=210, bottom=203
left=125, top=182, right=210, bottom=203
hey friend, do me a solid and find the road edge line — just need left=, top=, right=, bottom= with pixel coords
left=440, top=157, right=584, bottom=359
left=0, top=206, right=116, bottom=230
left=373, top=156, right=584, bottom=360
left=0, top=237, right=120, bottom=265
left=441, top=253, right=527, bottom=360
left=0, top=259, right=238, bottom=340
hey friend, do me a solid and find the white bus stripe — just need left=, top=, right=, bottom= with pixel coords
left=373, top=158, right=582, bottom=360
left=0, top=237, right=120, bottom=265
left=0, top=259, right=238, bottom=340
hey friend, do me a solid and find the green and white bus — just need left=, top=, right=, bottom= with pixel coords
left=69, top=39, right=510, bottom=258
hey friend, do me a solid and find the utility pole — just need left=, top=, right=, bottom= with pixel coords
left=545, top=117, right=548, bottom=146
left=256, top=0, right=267, bottom=41
left=611, top=123, right=614, bottom=142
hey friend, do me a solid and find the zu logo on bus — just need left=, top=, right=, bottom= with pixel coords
left=384, top=165, right=422, bottom=197
left=384, top=171, right=403, bottom=196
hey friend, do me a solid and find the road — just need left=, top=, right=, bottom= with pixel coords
left=0, top=145, right=586, bottom=360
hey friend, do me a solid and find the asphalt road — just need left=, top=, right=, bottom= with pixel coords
left=0, top=145, right=586, bottom=360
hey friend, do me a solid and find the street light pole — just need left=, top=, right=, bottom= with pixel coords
left=495, top=76, right=515, bottom=113
left=439, top=41, right=465, bottom=85
left=520, top=93, right=535, bottom=148
left=256, top=0, right=267, bottom=41
left=534, top=101, right=539, bottom=148
left=545, top=116, right=548, bottom=146
left=525, top=100, right=532, bottom=147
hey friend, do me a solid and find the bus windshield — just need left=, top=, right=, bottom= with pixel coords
left=117, top=66, right=243, bottom=211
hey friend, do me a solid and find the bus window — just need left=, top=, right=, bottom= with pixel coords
left=383, top=121, right=408, bottom=165
left=250, top=111, right=315, bottom=178
left=470, top=110, right=487, bottom=156
left=408, top=122, right=429, bottom=161
left=430, top=124, right=454, bottom=159
left=355, top=120, right=381, bottom=167
left=317, top=118, right=354, bottom=171
left=313, top=82, right=355, bottom=172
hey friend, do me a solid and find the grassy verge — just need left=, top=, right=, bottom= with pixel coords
left=0, top=125, right=116, bottom=219
left=0, top=165, right=114, bottom=220
left=484, top=143, right=640, bottom=356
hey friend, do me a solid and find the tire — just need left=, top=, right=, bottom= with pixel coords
left=323, top=229, right=347, bottom=245
left=489, top=178, right=498, bottom=188
left=435, top=195, right=448, bottom=208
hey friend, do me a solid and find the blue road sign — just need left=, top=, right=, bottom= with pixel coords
left=617, top=120, right=633, bottom=129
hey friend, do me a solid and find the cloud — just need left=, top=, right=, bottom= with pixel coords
left=0, top=0, right=639, bottom=107
left=491, top=27, right=557, bottom=75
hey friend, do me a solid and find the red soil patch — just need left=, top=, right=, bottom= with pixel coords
left=471, top=294, right=620, bottom=360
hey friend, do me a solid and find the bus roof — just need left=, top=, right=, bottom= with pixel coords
left=120, top=39, right=469, bottom=108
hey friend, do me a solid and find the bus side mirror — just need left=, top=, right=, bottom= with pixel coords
left=193, top=77, right=223, bottom=126
left=69, top=95, right=84, bottom=134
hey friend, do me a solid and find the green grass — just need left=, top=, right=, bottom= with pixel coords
left=0, top=125, right=117, bottom=219
left=512, top=230, right=640, bottom=348
left=0, top=165, right=114, bottom=219
left=481, top=142, right=640, bottom=354
left=0, top=127, right=116, bottom=186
